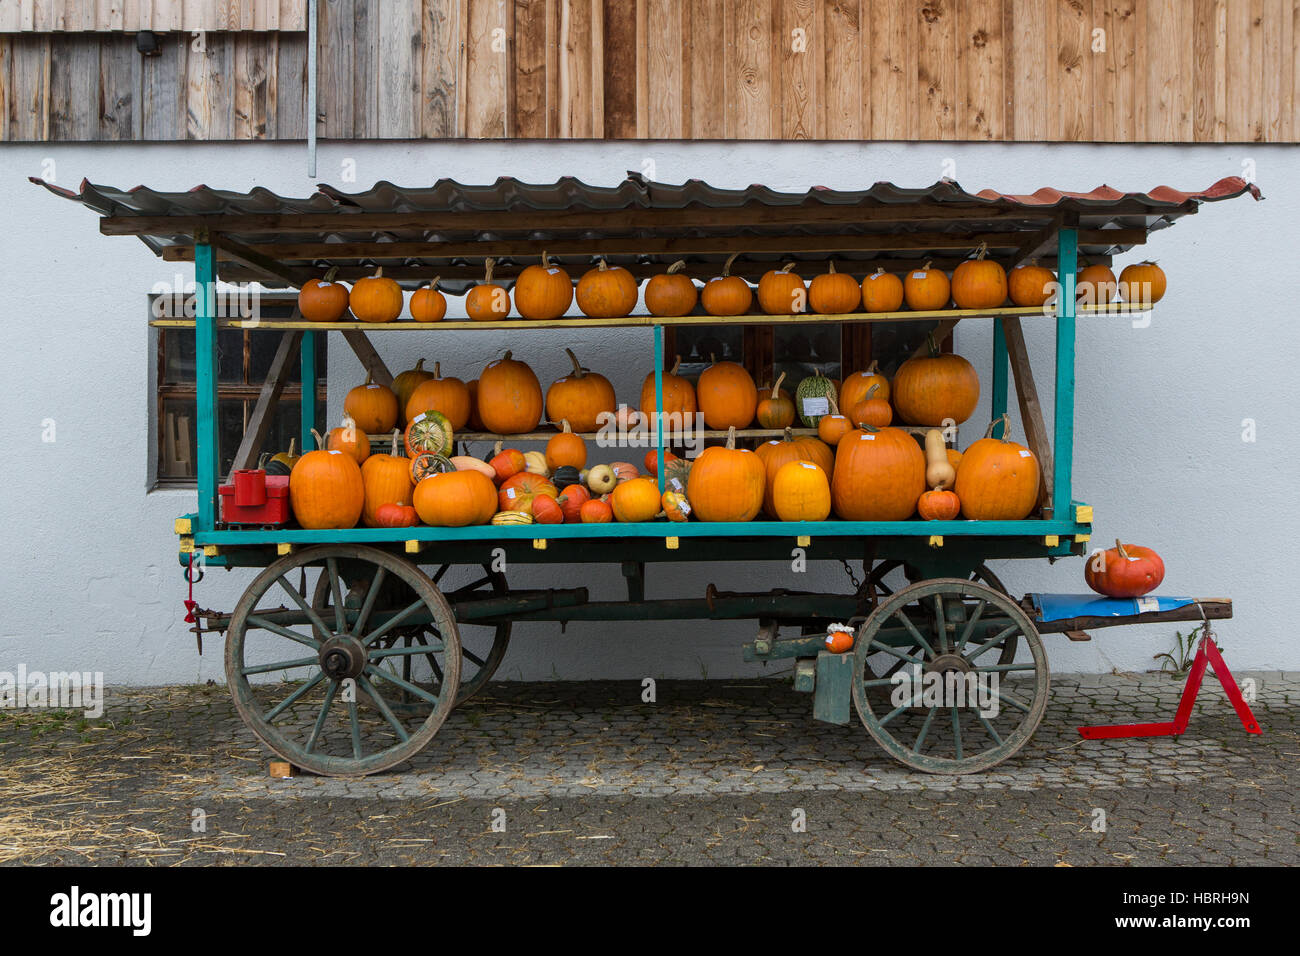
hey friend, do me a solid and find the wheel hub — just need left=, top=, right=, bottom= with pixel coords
left=925, top=653, right=973, bottom=675
left=318, top=635, right=366, bottom=681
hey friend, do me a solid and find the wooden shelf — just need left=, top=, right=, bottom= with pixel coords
left=146, top=303, right=1144, bottom=332
left=368, top=425, right=932, bottom=444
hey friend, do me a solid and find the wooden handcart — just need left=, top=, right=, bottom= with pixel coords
left=37, top=173, right=1259, bottom=776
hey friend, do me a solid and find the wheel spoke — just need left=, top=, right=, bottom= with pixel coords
left=356, top=675, right=410, bottom=742
left=241, top=655, right=318, bottom=676
left=361, top=597, right=427, bottom=647
left=934, top=594, right=949, bottom=654
left=354, top=566, right=388, bottom=635
left=369, top=643, right=446, bottom=659
left=868, top=639, right=925, bottom=667
left=365, top=665, right=442, bottom=707
left=951, top=707, right=963, bottom=760
left=878, top=690, right=923, bottom=726
left=891, top=608, right=937, bottom=658
left=994, top=689, right=1032, bottom=714
left=914, top=706, right=938, bottom=753
left=965, top=623, right=1019, bottom=663
left=954, top=599, right=987, bottom=653
left=977, top=712, right=1004, bottom=745
left=447, top=575, right=492, bottom=598
left=327, top=558, right=346, bottom=633
left=462, top=647, right=486, bottom=667
left=348, top=697, right=362, bottom=758
left=265, top=671, right=325, bottom=722
left=972, top=662, right=1037, bottom=673
left=246, top=615, right=321, bottom=651
left=277, top=575, right=334, bottom=640
left=432, top=564, right=450, bottom=585
left=305, top=681, right=339, bottom=754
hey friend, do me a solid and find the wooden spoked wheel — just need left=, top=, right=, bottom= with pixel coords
left=851, top=578, right=1049, bottom=774
left=313, top=560, right=510, bottom=709
left=226, top=545, right=461, bottom=777
left=860, top=561, right=1018, bottom=677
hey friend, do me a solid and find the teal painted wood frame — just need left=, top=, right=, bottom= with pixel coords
left=1053, top=228, right=1078, bottom=521
left=990, top=319, right=1008, bottom=438
left=195, top=242, right=218, bottom=532
left=300, top=330, right=317, bottom=455
left=654, top=324, right=665, bottom=494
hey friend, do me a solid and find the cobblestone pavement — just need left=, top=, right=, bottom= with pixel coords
left=1, top=674, right=1295, bottom=865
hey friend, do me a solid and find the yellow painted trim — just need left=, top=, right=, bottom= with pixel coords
left=665, top=536, right=680, bottom=550
left=174, top=516, right=192, bottom=535
left=203, top=545, right=220, bottom=557
left=1043, top=535, right=1060, bottom=547
left=1074, top=534, right=1091, bottom=544
left=178, top=537, right=194, bottom=554
left=928, top=535, right=943, bottom=547
left=276, top=543, right=295, bottom=556
left=532, top=539, right=548, bottom=550
left=796, top=535, right=811, bottom=547
left=405, top=540, right=423, bottom=554
left=1074, top=504, right=1093, bottom=523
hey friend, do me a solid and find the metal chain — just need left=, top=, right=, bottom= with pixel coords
left=840, top=559, right=861, bottom=592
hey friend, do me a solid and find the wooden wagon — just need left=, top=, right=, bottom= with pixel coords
left=36, top=173, right=1258, bottom=776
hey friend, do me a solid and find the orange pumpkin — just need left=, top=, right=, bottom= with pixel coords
left=772, top=459, right=831, bottom=522
left=489, top=443, right=526, bottom=483
left=545, top=420, right=587, bottom=471
left=687, top=426, right=765, bottom=522
left=809, top=261, right=861, bottom=314
left=515, top=251, right=573, bottom=320
left=839, top=360, right=890, bottom=411
left=640, top=356, right=699, bottom=422
left=644, top=260, right=698, bottom=317
left=557, top=483, right=590, bottom=522
left=917, top=488, right=961, bottom=521
left=861, top=268, right=904, bottom=313
left=1119, top=261, right=1166, bottom=306
left=661, top=490, right=692, bottom=522
left=409, top=276, right=447, bottom=322
left=817, top=394, right=854, bottom=447
left=697, top=359, right=758, bottom=430
left=465, top=258, right=511, bottom=321
left=1077, top=264, right=1118, bottom=305
left=391, top=358, right=435, bottom=424
left=755, top=372, right=796, bottom=429
left=951, top=244, right=1008, bottom=310
left=497, top=471, right=557, bottom=513
left=374, top=502, right=418, bottom=528
left=891, top=337, right=980, bottom=426
left=757, top=262, right=806, bottom=315
left=701, top=253, right=753, bottom=316
left=466, top=379, right=486, bottom=430
left=576, top=259, right=638, bottom=318
left=848, top=383, right=892, bottom=429
left=298, top=267, right=350, bottom=322
left=611, top=477, right=661, bottom=522
left=1008, top=261, right=1057, bottom=307
left=754, top=428, right=814, bottom=516
left=903, top=260, right=951, bottom=311
left=289, top=440, right=365, bottom=530
left=404, top=362, right=471, bottom=431
left=831, top=425, right=926, bottom=521
left=413, top=470, right=497, bottom=527
left=344, top=374, right=399, bottom=434
left=477, top=351, right=543, bottom=435
left=325, top=418, right=370, bottom=464
left=546, top=347, right=616, bottom=433
left=580, top=498, right=613, bottom=523
left=1085, top=539, right=1166, bottom=598
left=954, top=415, right=1040, bottom=520
left=361, top=431, right=416, bottom=527
left=348, top=267, right=404, bottom=323
left=531, top=494, right=564, bottom=525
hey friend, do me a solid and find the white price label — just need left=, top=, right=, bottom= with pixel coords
left=801, top=396, right=830, bottom=416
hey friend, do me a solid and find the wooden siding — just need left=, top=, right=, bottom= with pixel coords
left=2, top=0, right=1296, bottom=142
left=0, top=1, right=308, bottom=33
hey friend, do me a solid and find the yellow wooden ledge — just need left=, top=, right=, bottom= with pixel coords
left=1074, top=505, right=1093, bottom=524
left=796, top=535, right=811, bottom=547
left=665, top=536, right=680, bottom=550
left=532, top=539, right=547, bottom=550
left=405, top=540, right=423, bottom=554
left=174, top=516, right=192, bottom=535
left=276, top=543, right=295, bottom=556
left=1043, top=535, right=1060, bottom=547
left=928, top=535, right=943, bottom=548
left=203, top=545, right=221, bottom=557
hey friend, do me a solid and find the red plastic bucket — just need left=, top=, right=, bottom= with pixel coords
left=232, top=468, right=268, bottom=507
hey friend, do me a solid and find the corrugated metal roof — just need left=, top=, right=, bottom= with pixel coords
left=32, top=173, right=1261, bottom=291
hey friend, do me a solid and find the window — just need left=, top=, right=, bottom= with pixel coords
left=152, top=294, right=326, bottom=487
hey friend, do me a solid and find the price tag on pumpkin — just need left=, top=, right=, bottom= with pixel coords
left=1018, top=449, right=1033, bottom=458
left=801, top=396, right=829, bottom=416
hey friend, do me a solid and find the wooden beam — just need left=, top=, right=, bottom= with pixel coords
left=341, top=330, right=394, bottom=387
left=998, top=315, right=1054, bottom=516
left=911, top=318, right=961, bottom=359
left=229, top=330, right=304, bottom=476
left=210, top=233, right=314, bottom=288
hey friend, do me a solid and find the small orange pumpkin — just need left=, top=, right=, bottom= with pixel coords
left=580, top=498, right=613, bottom=523
left=349, top=267, right=404, bottom=323
left=755, top=372, right=796, bottom=429
left=951, top=244, right=1008, bottom=310
left=917, top=488, right=961, bottom=521
left=515, top=251, right=574, bottom=320
left=298, top=267, right=350, bottom=322
left=1077, top=264, right=1118, bottom=305
left=697, top=358, right=759, bottom=430
left=848, top=383, right=892, bottom=429
left=374, top=502, right=418, bottom=528
left=701, top=253, right=753, bottom=317
left=809, top=260, right=861, bottom=314
left=903, top=260, right=951, bottom=311
left=576, top=258, right=638, bottom=318
left=489, top=444, right=526, bottom=483
left=325, top=417, right=371, bottom=464
left=344, top=374, right=399, bottom=434
left=545, top=420, right=587, bottom=471
left=1119, top=261, right=1167, bottom=306
left=465, top=258, right=511, bottom=321
left=1008, top=260, right=1057, bottom=307
left=546, top=348, right=616, bottom=433
left=757, top=262, right=806, bottom=315
left=557, top=483, right=590, bottom=522
left=1085, top=539, right=1166, bottom=598
left=861, top=268, right=904, bottom=313
left=611, top=477, right=661, bottom=522
left=817, top=394, right=854, bottom=446
left=644, top=260, right=698, bottom=317
left=409, top=276, right=447, bottom=322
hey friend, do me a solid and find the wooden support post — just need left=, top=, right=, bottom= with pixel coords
left=230, top=330, right=303, bottom=475
left=341, top=330, right=395, bottom=388
left=911, top=317, right=960, bottom=359
left=998, top=315, right=1054, bottom=516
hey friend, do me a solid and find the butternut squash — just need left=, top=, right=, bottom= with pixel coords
left=924, top=429, right=957, bottom=490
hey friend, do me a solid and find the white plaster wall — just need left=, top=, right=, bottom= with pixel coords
left=1, top=139, right=1295, bottom=683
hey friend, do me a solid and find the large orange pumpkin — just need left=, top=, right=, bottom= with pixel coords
left=640, top=356, right=698, bottom=422
left=344, top=374, right=399, bottom=434
left=686, top=426, right=765, bottom=522
left=772, top=459, right=831, bottom=522
left=289, top=444, right=365, bottom=529
left=839, top=361, right=890, bottom=413
left=409, top=276, right=447, bottom=322
left=465, top=258, right=511, bottom=321
left=576, top=259, right=638, bottom=318
left=757, top=263, right=806, bottom=315
left=1119, top=261, right=1167, bottom=306
left=953, top=416, right=1040, bottom=520
left=701, top=253, right=753, bottom=316
left=831, top=425, right=926, bottom=521
left=951, top=244, right=1008, bottom=310
left=298, top=267, right=350, bottom=322
left=546, top=347, right=616, bottom=433
left=903, top=260, right=951, bottom=311
left=809, top=261, right=861, bottom=314
left=861, top=268, right=904, bottom=313
left=697, top=359, right=758, bottom=430
left=1076, top=264, right=1118, bottom=306
left=413, top=470, right=497, bottom=527
left=1008, top=261, right=1057, bottom=307
left=477, top=351, right=543, bottom=434
left=515, top=251, right=573, bottom=320
left=348, top=267, right=404, bottom=323
left=361, top=431, right=416, bottom=527
left=645, top=260, right=698, bottom=317
left=391, top=358, right=435, bottom=423
left=891, top=337, right=980, bottom=426
left=404, top=362, right=471, bottom=431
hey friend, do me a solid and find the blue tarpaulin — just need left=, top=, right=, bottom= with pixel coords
left=1029, top=593, right=1199, bottom=622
